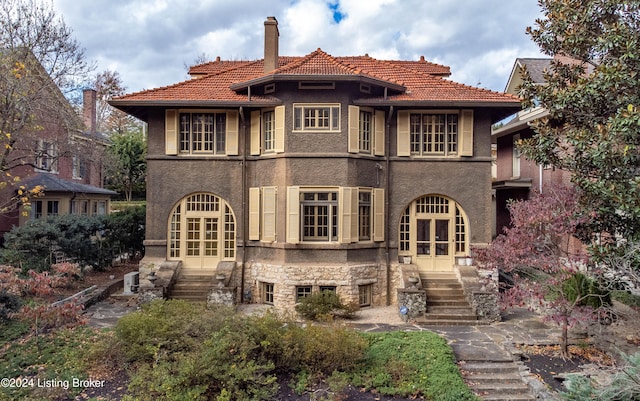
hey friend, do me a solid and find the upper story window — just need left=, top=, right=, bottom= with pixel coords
left=250, top=107, right=284, bottom=155
left=263, top=110, right=275, bottom=152
left=359, top=110, right=372, bottom=153
left=72, top=155, right=85, bottom=179
left=35, top=140, right=58, bottom=172
left=512, top=133, right=521, bottom=178
left=293, top=104, right=340, bottom=132
left=165, top=109, right=239, bottom=156
left=179, top=112, right=226, bottom=154
left=348, top=106, right=385, bottom=156
left=410, top=113, right=458, bottom=156
left=397, top=109, right=473, bottom=157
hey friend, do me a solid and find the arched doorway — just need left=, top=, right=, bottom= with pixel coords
left=399, top=195, right=469, bottom=272
left=167, top=193, right=236, bottom=270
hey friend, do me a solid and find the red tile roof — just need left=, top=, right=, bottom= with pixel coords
left=112, top=49, right=518, bottom=106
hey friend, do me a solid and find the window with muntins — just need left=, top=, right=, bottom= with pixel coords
left=263, top=282, right=274, bottom=304
left=35, top=140, right=58, bottom=172
left=293, top=104, right=340, bottom=131
left=302, top=192, right=338, bottom=241
left=358, top=190, right=372, bottom=240
left=410, top=113, right=458, bottom=156
left=263, top=110, right=275, bottom=152
left=179, top=112, right=226, bottom=154
left=359, top=110, right=372, bottom=153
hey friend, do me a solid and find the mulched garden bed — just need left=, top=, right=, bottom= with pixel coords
left=517, top=344, right=615, bottom=392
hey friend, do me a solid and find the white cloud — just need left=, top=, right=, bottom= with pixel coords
left=52, top=0, right=545, bottom=92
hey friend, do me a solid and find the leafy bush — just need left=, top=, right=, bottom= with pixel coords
left=295, top=290, right=358, bottom=320
left=0, top=206, right=146, bottom=273
left=103, top=205, right=145, bottom=260
left=561, top=352, right=640, bottom=400
left=1, top=214, right=108, bottom=272
left=562, top=272, right=611, bottom=309
left=0, top=290, right=21, bottom=321
left=612, top=290, right=640, bottom=308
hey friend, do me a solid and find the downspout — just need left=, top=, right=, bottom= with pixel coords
left=385, top=105, right=393, bottom=305
left=539, top=164, right=543, bottom=194
left=239, top=106, right=247, bottom=302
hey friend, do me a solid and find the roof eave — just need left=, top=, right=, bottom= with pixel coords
left=230, top=74, right=406, bottom=92
left=354, top=99, right=521, bottom=108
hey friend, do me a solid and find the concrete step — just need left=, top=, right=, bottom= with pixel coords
left=427, top=300, right=470, bottom=307
left=428, top=306, right=475, bottom=314
left=424, top=313, right=478, bottom=321
left=419, top=319, right=490, bottom=326
left=170, top=272, right=216, bottom=301
left=461, top=361, right=535, bottom=400
left=463, top=362, right=521, bottom=373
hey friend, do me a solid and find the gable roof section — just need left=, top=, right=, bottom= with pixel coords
left=111, top=48, right=519, bottom=118
left=229, top=49, right=406, bottom=91
left=504, top=58, right=552, bottom=95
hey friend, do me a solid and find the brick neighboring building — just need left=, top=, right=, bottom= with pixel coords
left=111, top=17, right=519, bottom=309
left=0, top=80, right=116, bottom=241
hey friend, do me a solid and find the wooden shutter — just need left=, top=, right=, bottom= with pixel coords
left=286, top=186, right=300, bottom=244
left=373, top=188, right=385, bottom=241
left=165, top=109, right=178, bottom=155
left=262, top=186, right=277, bottom=242
left=348, top=105, right=359, bottom=153
left=249, top=187, right=260, bottom=240
left=374, top=110, right=385, bottom=156
left=396, top=110, right=410, bottom=156
left=250, top=110, right=261, bottom=155
left=459, top=109, right=474, bottom=156
left=226, top=110, right=239, bottom=155
left=339, top=187, right=354, bottom=243
left=274, top=105, right=285, bottom=153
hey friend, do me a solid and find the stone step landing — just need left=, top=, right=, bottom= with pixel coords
left=169, top=271, right=216, bottom=301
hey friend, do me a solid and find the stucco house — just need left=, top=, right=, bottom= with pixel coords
left=110, top=17, right=519, bottom=316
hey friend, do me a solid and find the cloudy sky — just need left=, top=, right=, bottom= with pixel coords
left=52, top=0, right=546, bottom=94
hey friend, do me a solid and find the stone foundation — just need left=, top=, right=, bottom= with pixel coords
left=246, top=262, right=387, bottom=311
left=207, top=287, right=236, bottom=307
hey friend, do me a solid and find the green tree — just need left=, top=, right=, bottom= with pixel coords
left=519, top=0, right=640, bottom=285
left=105, top=130, right=147, bottom=201
left=0, top=0, right=93, bottom=213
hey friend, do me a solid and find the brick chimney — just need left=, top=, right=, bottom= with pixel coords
left=264, top=16, right=279, bottom=73
left=83, top=88, right=97, bottom=133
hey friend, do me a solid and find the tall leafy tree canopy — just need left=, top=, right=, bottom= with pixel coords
left=0, top=0, right=93, bottom=211
left=519, top=0, right=640, bottom=243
